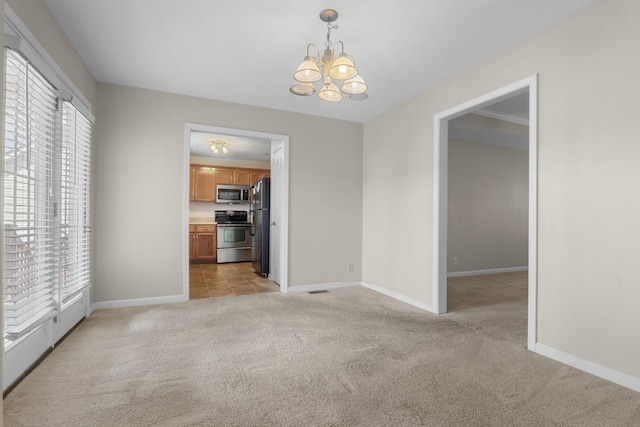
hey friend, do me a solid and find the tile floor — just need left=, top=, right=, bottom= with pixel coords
left=189, top=261, right=280, bottom=299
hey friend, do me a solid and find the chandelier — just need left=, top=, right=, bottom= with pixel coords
left=209, top=140, right=229, bottom=154
left=289, top=9, right=368, bottom=102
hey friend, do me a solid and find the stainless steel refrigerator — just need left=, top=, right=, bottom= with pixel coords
left=250, top=178, right=270, bottom=276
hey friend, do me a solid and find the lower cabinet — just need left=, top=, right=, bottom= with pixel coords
left=189, top=224, right=216, bottom=262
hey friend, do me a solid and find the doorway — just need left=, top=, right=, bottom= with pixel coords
left=183, top=123, right=290, bottom=299
left=433, top=75, right=538, bottom=350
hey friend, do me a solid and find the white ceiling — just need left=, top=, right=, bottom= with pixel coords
left=189, top=132, right=271, bottom=162
left=43, top=0, right=597, bottom=123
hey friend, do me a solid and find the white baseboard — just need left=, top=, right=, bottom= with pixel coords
left=91, top=294, right=188, bottom=312
left=535, top=343, right=640, bottom=393
left=447, top=266, right=528, bottom=278
left=286, top=281, right=361, bottom=293
left=362, top=281, right=436, bottom=314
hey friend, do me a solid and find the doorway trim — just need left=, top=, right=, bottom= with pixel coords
left=183, top=123, right=290, bottom=296
left=432, top=75, right=538, bottom=351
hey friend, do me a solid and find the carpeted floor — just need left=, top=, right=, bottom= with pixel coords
left=4, top=272, right=640, bottom=426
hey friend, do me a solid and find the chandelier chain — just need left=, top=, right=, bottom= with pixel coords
left=325, top=24, right=338, bottom=49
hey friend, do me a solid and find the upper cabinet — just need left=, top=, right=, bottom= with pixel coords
left=250, top=170, right=269, bottom=186
left=190, top=165, right=269, bottom=201
left=193, top=167, right=217, bottom=202
left=215, top=169, right=234, bottom=185
left=234, top=170, right=251, bottom=186
left=216, top=169, right=251, bottom=186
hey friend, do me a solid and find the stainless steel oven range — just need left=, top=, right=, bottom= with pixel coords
left=215, top=210, right=251, bottom=263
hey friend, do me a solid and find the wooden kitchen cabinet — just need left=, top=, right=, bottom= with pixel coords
left=216, top=169, right=251, bottom=185
left=189, top=167, right=196, bottom=201
left=234, top=170, right=251, bottom=186
left=190, top=224, right=216, bottom=262
left=193, top=167, right=217, bottom=201
left=215, top=169, right=234, bottom=185
left=249, top=171, right=270, bottom=186
left=189, top=234, right=196, bottom=260
left=190, top=165, right=270, bottom=195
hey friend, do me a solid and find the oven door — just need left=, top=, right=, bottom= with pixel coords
left=216, top=224, right=252, bottom=263
left=217, top=225, right=251, bottom=248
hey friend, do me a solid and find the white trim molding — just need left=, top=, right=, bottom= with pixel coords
left=182, top=123, right=290, bottom=297
left=433, top=74, right=539, bottom=352
left=362, top=281, right=436, bottom=314
left=535, top=344, right=640, bottom=393
left=287, top=281, right=360, bottom=294
left=473, top=109, right=530, bottom=126
left=91, top=294, right=187, bottom=311
left=447, top=266, right=528, bottom=278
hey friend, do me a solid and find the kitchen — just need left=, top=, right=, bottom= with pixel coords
left=188, top=131, right=280, bottom=299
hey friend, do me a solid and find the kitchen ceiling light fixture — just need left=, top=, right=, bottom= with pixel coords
left=290, top=9, right=368, bottom=102
left=210, top=140, right=229, bottom=154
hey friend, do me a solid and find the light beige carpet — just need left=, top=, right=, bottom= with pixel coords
left=4, top=272, right=640, bottom=426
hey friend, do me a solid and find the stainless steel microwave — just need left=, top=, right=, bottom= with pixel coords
left=216, top=184, right=250, bottom=204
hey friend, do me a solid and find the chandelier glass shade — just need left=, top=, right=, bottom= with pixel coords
left=341, top=75, right=368, bottom=95
left=289, top=82, right=316, bottom=96
left=290, top=9, right=368, bottom=102
left=293, top=57, right=322, bottom=83
left=318, top=81, right=342, bottom=102
left=328, top=52, right=358, bottom=80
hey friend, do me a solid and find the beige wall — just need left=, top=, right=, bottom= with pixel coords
left=363, top=0, right=640, bottom=378
left=95, top=83, right=363, bottom=302
left=448, top=138, right=528, bottom=273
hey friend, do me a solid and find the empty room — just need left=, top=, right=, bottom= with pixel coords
left=2, top=0, right=640, bottom=425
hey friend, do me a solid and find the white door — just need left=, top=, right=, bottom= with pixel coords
left=270, top=146, right=284, bottom=286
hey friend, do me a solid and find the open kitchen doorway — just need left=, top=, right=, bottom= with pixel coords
left=432, top=75, right=538, bottom=351
left=183, top=123, right=290, bottom=300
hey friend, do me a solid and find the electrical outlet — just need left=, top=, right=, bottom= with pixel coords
left=453, top=257, right=458, bottom=264
left=347, top=262, right=354, bottom=272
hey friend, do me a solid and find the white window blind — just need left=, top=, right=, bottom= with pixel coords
left=3, top=48, right=58, bottom=340
left=3, top=10, right=94, bottom=390
left=59, top=101, right=92, bottom=304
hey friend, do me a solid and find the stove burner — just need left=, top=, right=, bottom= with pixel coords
left=215, top=210, right=248, bottom=224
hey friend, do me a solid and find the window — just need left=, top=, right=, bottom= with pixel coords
left=3, top=47, right=92, bottom=390
left=60, top=101, right=92, bottom=305
left=3, top=48, right=58, bottom=342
